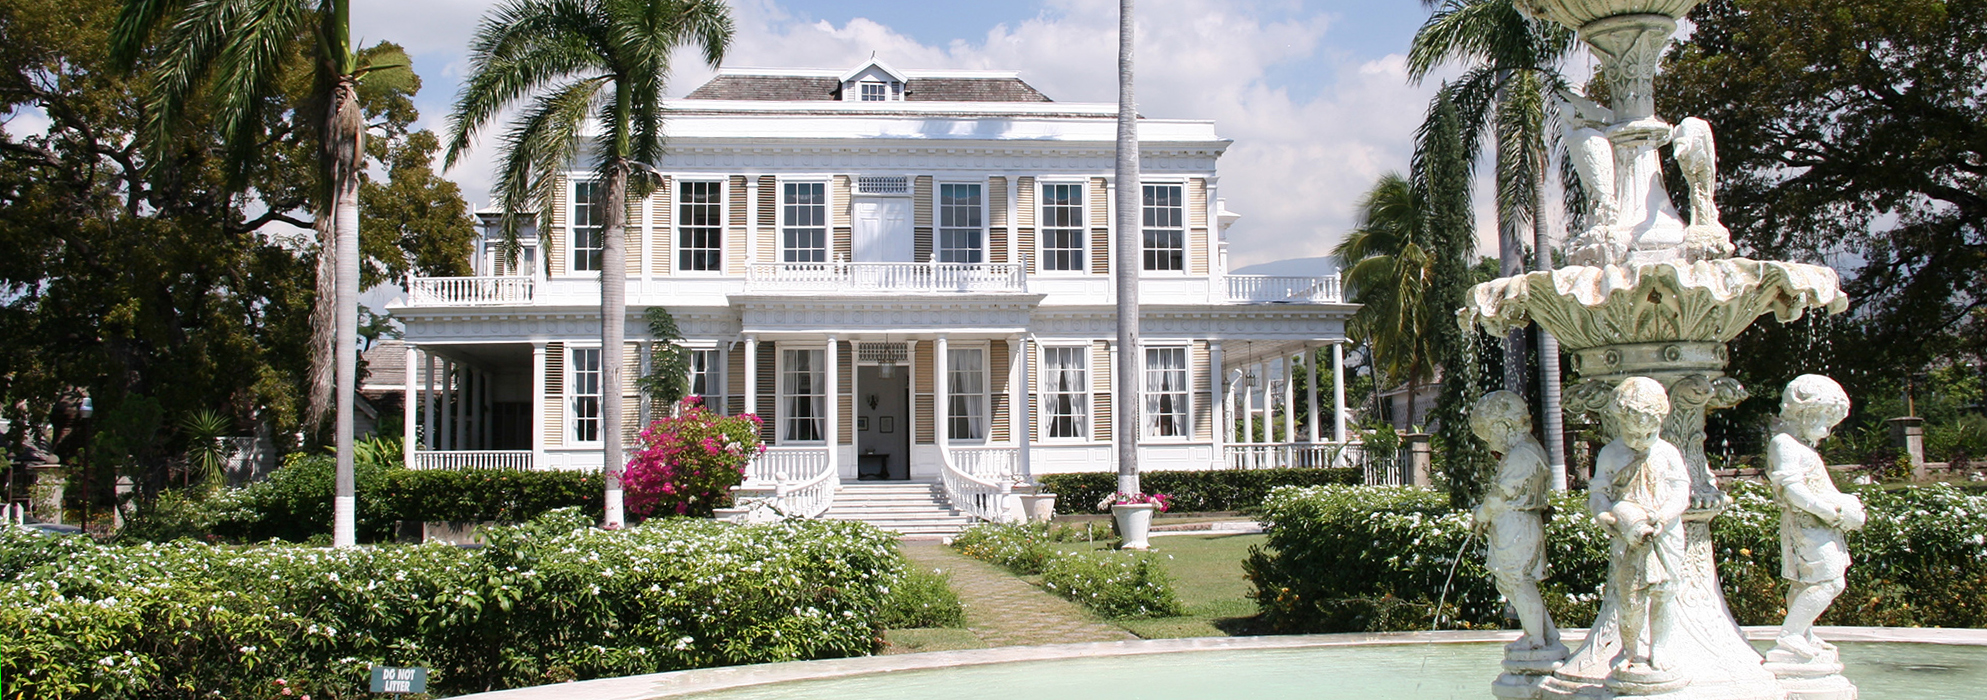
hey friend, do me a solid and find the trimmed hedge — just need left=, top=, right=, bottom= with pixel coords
left=1245, top=481, right=1987, bottom=634
left=2, top=510, right=909, bottom=698
left=950, top=522, right=1185, bottom=619
left=1039, top=467, right=1360, bottom=514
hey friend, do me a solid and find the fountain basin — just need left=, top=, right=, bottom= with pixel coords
left=453, top=628, right=1987, bottom=700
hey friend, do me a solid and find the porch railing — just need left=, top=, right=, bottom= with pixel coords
left=745, top=447, right=836, bottom=519
left=1223, top=442, right=1368, bottom=471
left=939, top=446, right=1017, bottom=523
left=407, top=275, right=535, bottom=306
left=411, top=450, right=535, bottom=470
left=744, top=262, right=1026, bottom=294
left=1225, top=275, right=1342, bottom=304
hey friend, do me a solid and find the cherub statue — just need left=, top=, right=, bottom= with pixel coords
left=1671, top=117, right=1735, bottom=262
left=1766, top=374, right=1865, bottom=666
left=1590, top=377, right=1691, bottom=689
left=1557, top=91, right=1627, bottom=267
left=1470, top=391, right=1565, bottom=662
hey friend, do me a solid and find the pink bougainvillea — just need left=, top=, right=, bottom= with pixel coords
left=622, top=396, right=766, bottom=519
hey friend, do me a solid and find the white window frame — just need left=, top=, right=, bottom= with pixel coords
left=1141, top=182, right=1187, bottom=273
left=570, top=179, right=604, bottom=274
left=1037, top=181, right=1087, bottom=273
left=1143, top=345, right=1191, bottom=440
left=1040, top=344, right=1091, bottom=441
left=937, top=182, right=986, bottom=264
left=777, top=346, right=828, bottom=444
left=568, top=345, right=603, bottom=445
left=859, top=81, right=888, bottom=102
left=947, top=344, right=991, bottom=443
left=688, top=347, right=723, bottom=409
left=675, top=179, right=725, bottom=273
left=780, top=180, right=830, bottom=263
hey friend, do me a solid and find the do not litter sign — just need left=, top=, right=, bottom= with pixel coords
left=369, top=666, right=428, bottom=694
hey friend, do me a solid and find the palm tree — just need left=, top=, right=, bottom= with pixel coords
left=1408, top=0, right=1574, bottom=484
left=112, top=0, right=406, bottom=547
left=445, top=0, right=732, bottom=528
left=1333, top=172, right=1438, bottom=429
left=1112, top=0, right=1142, bottom=496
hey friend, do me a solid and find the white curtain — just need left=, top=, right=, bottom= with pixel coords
left=1045, top=347, right=1086, bottom=437
left=1145, top=347, right=1187, bottom=437
left=949, top=348, right=985, bottom=440
left=784, top=349, right=824, bottom=442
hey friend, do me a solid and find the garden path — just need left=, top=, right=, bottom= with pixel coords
left=899, top=540, right=1138, bottom=646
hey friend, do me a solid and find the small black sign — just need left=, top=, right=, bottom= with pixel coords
left=369, top=666, right=428, bottom=694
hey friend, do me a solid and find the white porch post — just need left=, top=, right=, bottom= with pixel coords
left=423, top=353, right=438, bottom=450
left=403, top=344, right=419, bottom=469
left=531, top=342, right=547, bottom=466
left=825, top=335, right=839, bottom=476
left=1018, top=336, right=1033, bottom=478
left=1243, top=362, right=1256, bottom=445
left=1305, top=347, right=1320, bottom=443
left=1209, top=341, right=1225, bottom=466
left=935, top=335, right=950, bottom=451
left=744, top=336, right=758, bottom=416
left=1332, top=342, right=1347, bottom=443
left=1282, top=354, right=1296, bottom=446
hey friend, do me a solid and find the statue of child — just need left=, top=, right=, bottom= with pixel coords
left=1590, top=377, right=1691, bottom=689
left=1766, top=374, right=1865, bottom=665
left=1470, top=390, right=1564, bottom=660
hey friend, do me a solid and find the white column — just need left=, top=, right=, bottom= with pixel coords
left=935, top=335, right=950, bottom=450
left=531, top=342, right=547, bottom=465
left=1332, top=342, right=1348, bottom=443
left=1282, top=355, right=1296, bottom=446
left=1244, top=362, right=1258, bottom=444
left=1209, top=342, right=1225, bottom=465
left=403, top=345, right=419, bottom=469
left=744, top=335, right=758, bottom=416
left=1224, top=372, right=1237, bottom=445
left=825, top=336, right=839, bottom=476
left=1305, top=347, right=1320, bottom=443
left=1018, top=337, right=1033, bottom=478
left=423, top=353, right=438, bottom=450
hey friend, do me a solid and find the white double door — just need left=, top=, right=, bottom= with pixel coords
left=852, top=197, right=914, bottom=262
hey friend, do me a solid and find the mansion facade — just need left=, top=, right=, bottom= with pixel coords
left=386, top=60, right=1359, bottom=521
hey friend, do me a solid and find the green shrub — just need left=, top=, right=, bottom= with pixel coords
left=1245, top=481, right=1987, bottom=634
left=0, top=512, right=905, bottom=698
left=950, top=521, right=1055, bottom=574
left=381, top=468, right=603, bottom=524
left=1042, top=551, right=1188, bottom=619
left=1038, top=467, right=1360, bottom=515
left=879, top=563, right=966, bottom=629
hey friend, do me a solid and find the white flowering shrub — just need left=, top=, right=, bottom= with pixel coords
left=0, top=511, right=909, bottom=698
left=1246, top=482, right=1987, bottom=633
left=951, top=522, right=1185, bottom=619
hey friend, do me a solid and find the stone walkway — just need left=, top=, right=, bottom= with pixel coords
left=898, top=540, right=1137, bottom=647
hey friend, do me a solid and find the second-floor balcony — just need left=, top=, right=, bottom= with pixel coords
left=407, top=275, right=536, bottom=306
left=744, top=261, right=1027, bottom=295
left=1225, top=275, right=1342, bottom=304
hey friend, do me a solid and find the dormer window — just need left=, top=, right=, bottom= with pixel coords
left=860, top=82, right=887, bottom=101
left=839, top=60, right=908, bottom=102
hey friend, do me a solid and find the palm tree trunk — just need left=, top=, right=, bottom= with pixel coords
left=1531, top=141, right=1567, bottom=489
left=329, top=76, right=363, bottom=548
left=601, top=160, right=629, bottom=528
left=1113, top=0, right=1141, bottom=496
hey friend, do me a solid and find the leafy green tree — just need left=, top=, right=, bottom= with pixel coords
left=1334, top=172, right=1437, bottom=428
left=446, top=0, right=733, bottom=527
left=635, top=307, right=691, bottom=409
left=1419, top=91, right=1502, bottom=507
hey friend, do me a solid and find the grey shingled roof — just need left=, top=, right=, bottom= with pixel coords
left=683, top=75, right=1052, bottom=103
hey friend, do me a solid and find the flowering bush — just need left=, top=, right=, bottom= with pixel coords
left=1246, top=482, right=1987, bottom=633
left=1100, top=492, right=1173, bottom=512
left=950, top=522, right=1186, bottom=619
left=0, top=511, right=915, bottom=697
left=623, top=397, right=765, bottom=519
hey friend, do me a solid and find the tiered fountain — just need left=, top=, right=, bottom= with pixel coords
left=1463, top=1, right=1853, bottom=698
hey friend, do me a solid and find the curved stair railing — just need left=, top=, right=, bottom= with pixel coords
left=939, top=446, right=1021, bottom=523
left=738, top=447, right=836, bottom=520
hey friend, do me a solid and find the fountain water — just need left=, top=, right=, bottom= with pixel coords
left=1461, top=2, right=1856, bottom=698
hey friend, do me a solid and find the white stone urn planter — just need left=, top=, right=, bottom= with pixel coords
left=1111, top=503, right=1156, bottom=550
left=1020, top=493, right=1058, bottom=523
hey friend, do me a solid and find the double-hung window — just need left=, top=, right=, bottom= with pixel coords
left=1144, top=347, right=1189, bottom=438
left=678, top=181, right=723, bottom=271
left=948, top=347, right=987, bottom=440
left=572, top=181, right=604, bottom=272
left=860, top=82, right=887, bottom=101
left=1043, top=346, right=1089, bottom=438
left=938, top=184, right=984, bottom=263
left=782, top=182, right=828, bottom=263
left=1040, top=183, right=1085, bottom=271
left=1142, top=184, right=1185, bottom=271
left=570, top=347, right=602, bottom=443
left=781, top=348, right=825, bottom=442
left=689, top=349, right=720, bottom=404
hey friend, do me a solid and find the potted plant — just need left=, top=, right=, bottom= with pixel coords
left=1104, top=491, right=1170, bottom=550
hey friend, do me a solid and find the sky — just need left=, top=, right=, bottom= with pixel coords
left=351, top=0, right=1496, bottom=274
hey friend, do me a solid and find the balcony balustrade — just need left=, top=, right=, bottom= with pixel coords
left=406, top=275, right=535, bottom=306
left=1225, top=275, right=1342, bottom=304
left=744, top=262, right=1027, bottom=294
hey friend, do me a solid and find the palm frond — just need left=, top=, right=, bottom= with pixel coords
left=445, top=0, right=608, bottom=169
left=491, top=76, right=607, bottom=251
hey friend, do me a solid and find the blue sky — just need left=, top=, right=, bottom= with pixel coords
left=351, top=0, right=1488, bottom=273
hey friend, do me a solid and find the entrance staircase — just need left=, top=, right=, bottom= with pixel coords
left=822, top=481, right=977, bottom=537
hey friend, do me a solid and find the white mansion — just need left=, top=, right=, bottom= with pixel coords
left=387, top=60, right=1359, bottom=526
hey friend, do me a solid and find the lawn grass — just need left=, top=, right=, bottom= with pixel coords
left=1057, top=532, right=1269, bottom=638
left=881, top=627, right=988, bottom=654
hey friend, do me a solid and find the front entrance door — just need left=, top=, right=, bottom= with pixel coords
left=853, top=197, right=913, bottom=262
left=856, top=365, right=911, bottom=480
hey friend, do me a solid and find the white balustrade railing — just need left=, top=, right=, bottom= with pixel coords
left=746, top=447, right=837, bottom=519
left=407, top=276, right=535, bottom=306
left=939, top=446, right=1016, bottom=523
left=1223, top=442, right=1367, bottom=471
left=1225, top=275, right=1342, bottom=303
left=745, top=262, right=1026, bottom=294
left=412, top=450, right=535, bottom=470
